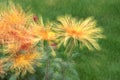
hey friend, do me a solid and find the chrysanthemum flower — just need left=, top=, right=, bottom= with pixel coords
left=10, top=52, right=42, bottom=76
left=9, top=29, right=35, bottom=51
left=0, top=21, right=12, bottom=42
left=32, top=22, right=55, bottom=41
left=2, top=3, right=32, bottom=27
left=0, top=3, right=35, bottom=53
left=55, top=16, right=104, bottom=50
left=0, top=2, right=42, bottom=77
left=0, top=26, right=35, bottom=53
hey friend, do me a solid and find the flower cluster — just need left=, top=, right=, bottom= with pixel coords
left=0, top=3, right=42, bottom=76
left=0, top=2, right=104, bottom=79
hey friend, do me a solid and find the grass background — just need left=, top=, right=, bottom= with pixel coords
left=0, top=0, right=120, bottom=80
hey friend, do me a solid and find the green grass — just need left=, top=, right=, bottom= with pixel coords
left=1, top=0, right=120, bottom=80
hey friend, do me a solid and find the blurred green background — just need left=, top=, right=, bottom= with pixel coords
left=0, top=0, right=120, bottom=80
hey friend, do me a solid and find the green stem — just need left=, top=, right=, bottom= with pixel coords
left=41, top=40, right=44, bottom=53
left=64, top=39, right=75, bottom=57
left=45, top=59, right=50, bottom=80
left=61, top=66, right=65, bottom=80
left=44, top=41, right=50, bottom=80
left=62, top=39, right=75, bottom=80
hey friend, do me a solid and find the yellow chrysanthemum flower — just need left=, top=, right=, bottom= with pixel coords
left=55, top=16, right=104, bottom=50
left=1, top=3, right=32, bottom=27
left=32, top=21, right=55, bottom=41
left=10, top=52, right=42, bottom=76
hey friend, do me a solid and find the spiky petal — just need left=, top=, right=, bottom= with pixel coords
left=55, top=16, right=105, bottom=50
left=10, top=52, right=42, bottom=76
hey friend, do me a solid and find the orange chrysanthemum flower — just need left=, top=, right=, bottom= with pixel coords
left=10, top=52, right=42, bottom=76
left=0, top=25, right=35, bottom=53
left=1, top=3, right=32, bottom=27
left=9, top=29, right=35, bottom=51
left=0, top=2, right=42, bottom=77
left=33, top=27, right=55, bottom=41
left=0, top=3, right=35, bottom=53
left=0, top=21, right=12, bottom=43
left=55, top=16, right=104, bottom=50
